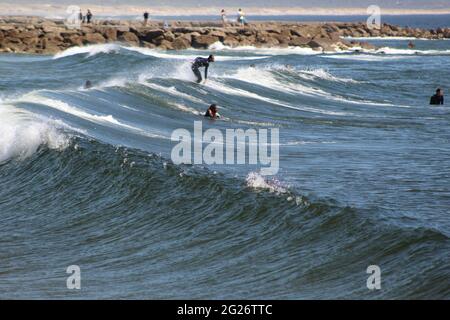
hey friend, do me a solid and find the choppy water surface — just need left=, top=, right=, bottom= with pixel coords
left=0, top=38, right=449, bottom=299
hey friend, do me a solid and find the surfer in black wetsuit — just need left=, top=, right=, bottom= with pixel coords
left=204, top=104, right=220, bottom=119
left=430, top=88, right=444, bottom=105
left=192, top=55, right=215, bottom=83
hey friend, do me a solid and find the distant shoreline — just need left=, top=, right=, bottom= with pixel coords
left=0, top=4, right=450, bottom=18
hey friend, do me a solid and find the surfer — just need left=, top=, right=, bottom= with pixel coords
left=192, top=55, right=215, bottom=84
left=408, top=41, right=415, bottom=49
left=430, top=88, right=444, bottom=105
left=204, top=104, right=220, bottom=119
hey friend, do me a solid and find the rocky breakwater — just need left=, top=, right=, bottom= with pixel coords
left=337, top=21, right=450, bottom=39
left=1, top=17, right=449, bottom=55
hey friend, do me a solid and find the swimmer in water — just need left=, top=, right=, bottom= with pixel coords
left=84, top=80, right=92, bottom=89
left=204, top=104, right=220, bottom=119
left=430, top=88, right=444, bottom=105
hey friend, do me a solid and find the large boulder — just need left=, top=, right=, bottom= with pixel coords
left=83, top=33, right=106, bottom=44
left=308, top=39, right=327, bottom=51
left=65, top=35, right=83, bottom=46
left=118, top=31, right=139, bottom=45
left=172, top=37, right=191, bottom=50
left=191, top=35, right=219, bottom=48
left=103, top=28, right=117, bottom=42
left=262, top=36, right=280, bottom=47
left=207, top=29, right=226, bottom=40
left=159, top=39, right=174, bottom=50
left=289, top=37, right=310, bottom=47
left=142, top=29, right=165, bottom=42
left=223, top=36, right=239, bottom=47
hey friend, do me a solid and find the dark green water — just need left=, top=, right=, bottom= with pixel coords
left=0, top=39, right=449, bottom=298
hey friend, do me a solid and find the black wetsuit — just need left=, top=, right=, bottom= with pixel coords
left=430, top=94, right=444, bottom=105
left=192, top=57, right=209, bottom=83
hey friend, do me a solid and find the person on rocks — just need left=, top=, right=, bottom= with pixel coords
left=86, top=9, right=93, bottom=24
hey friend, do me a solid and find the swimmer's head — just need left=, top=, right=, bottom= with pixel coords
left=437, top=88, right=443, bottom=95
left=209, top=104, right=218, bottom=112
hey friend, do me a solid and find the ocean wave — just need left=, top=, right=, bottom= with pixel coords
left=245, top=171, right=288, bottom=194
left=220, top=66, right=393, bottom=108
left=18, top=93, right=169, bottom=140
left=208, top=41, right=322, bottom=56
left=53, top=43, right=121, bottom=59
left=297, top=67, right=359, bottom=83
left=374, top=47, right=450, bottom=55
left=204, top=79, right=351, bottom=116
left=0, top=104, right=69, bottom=163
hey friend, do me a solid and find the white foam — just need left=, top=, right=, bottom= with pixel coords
left=123, top=46, right=269, bottom=61
left=246, top=172, right=287, bottom=194
left=323, top=53, right=413, bottom=61
left=299, top=68, right=359, bottom=83
left=208, top=42, right=321, bottom=56
left=205, top=79, right=350, bottom=116
left=343, top=36, right=450, bottom=41
left=53, top=44, right=121, bottom=59
left=375, top=47, right=450, bottom=55
left=0, top=104, right=69, bottom=163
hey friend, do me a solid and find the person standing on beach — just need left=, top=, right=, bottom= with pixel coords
left=143, top=11, right=149, bottom=26
left=86, top=9, right=93, bottom=24
left=430, top=88, right=444, bottom=105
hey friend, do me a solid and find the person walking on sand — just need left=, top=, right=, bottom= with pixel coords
left=86, top=9, right=93, bottom=24
left=143, top=11, right=149, bottom=26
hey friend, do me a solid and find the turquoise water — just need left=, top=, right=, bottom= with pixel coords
left=0, top=39, right=449, bottom=299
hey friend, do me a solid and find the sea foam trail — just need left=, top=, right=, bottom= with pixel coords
left=208, top=41, right=322, bottom=55
left=204, top=79, right=350, bottom=116
left=123, top=46, right=270, bottom=61
left=297, top=68, right=359, bottom=83
left=53, top=44, right=121, bottom=59
left=0, top=104, right=69, bottom=163
left=225, top=66, right=406, bottom=108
